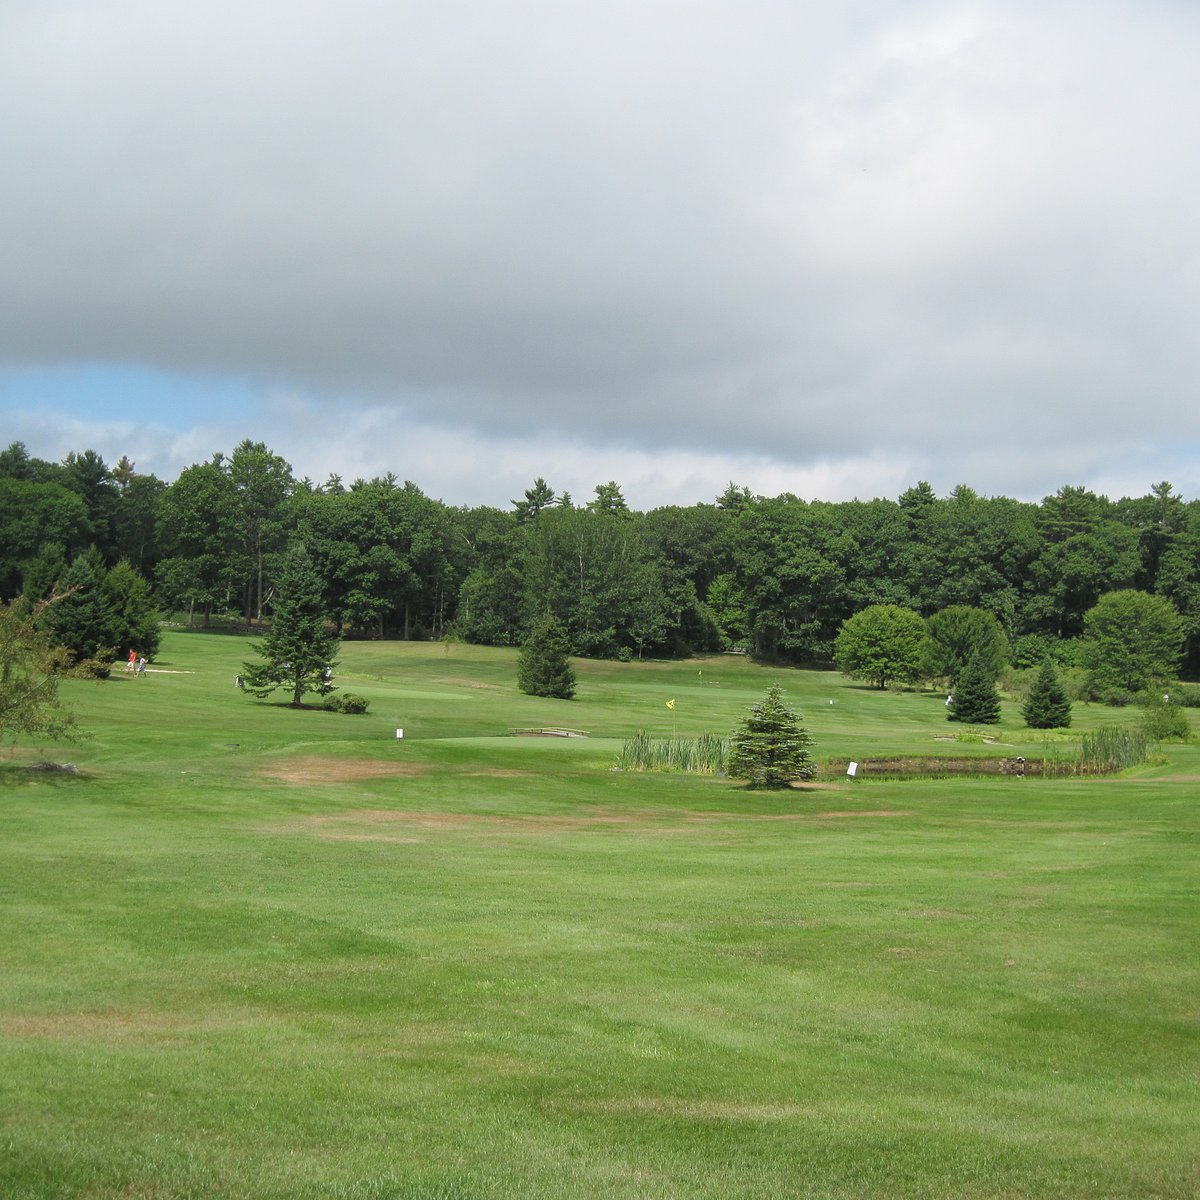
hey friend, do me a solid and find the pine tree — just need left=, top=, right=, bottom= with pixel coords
left=241, top=545, right=339, bottom=707
left=728, top=685, right=814, bottom=789
left=517, top=613, right=576, bottom=699
left=104, top=560, right=161, bottom=660
left=947, top=652, right=1001, bottom=724
left=38, top=552, right=120, bottom=672
left=1022, top=659, right=1072, bottom=729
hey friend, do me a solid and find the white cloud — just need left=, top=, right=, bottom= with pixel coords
left=2, top=0, right=1199, bottom=503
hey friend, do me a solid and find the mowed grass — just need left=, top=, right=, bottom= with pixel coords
left=1, top=633, right=1197, bottom=1199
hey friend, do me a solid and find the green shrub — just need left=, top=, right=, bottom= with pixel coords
left=1011, top=633, right=1079, bottom=669
left=338, top=693, right=370, bottom=714
left=1167, top=683, right=1200, bottom=708
left=1140, top=694, right=1190, bottom=741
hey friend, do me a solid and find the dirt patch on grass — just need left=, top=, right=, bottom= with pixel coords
left=0, top=1011, right=246, bottom=1042
left=812, top=809, right=909, bottom=818
left=261, top=755, right=427, bottom=785
left=281, top=803, right=905, bottom=842
left=564, top=1096, right=807, bottom=1122
left=295, top=808, right=657, bottom=839
left=436, top=676, right=503, bottom=690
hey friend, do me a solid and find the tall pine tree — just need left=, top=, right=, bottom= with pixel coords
left=242, top=545, right=338, bottom=708
left=1022, top=659, right=1072, bottom=728
left=517, top=613, right=576, bottom=699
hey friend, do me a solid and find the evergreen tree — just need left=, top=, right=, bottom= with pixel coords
left=1022, top=659, right=1072, bottom=728
left=728, top=685, right=815, bottom=789
left=241, top=545, right=339, bottom=707
left=38, top=551, right=120, bottom=671
left=948, top=652, right=1001, bottom=724
left=517, top=613, right=576, bottom=699
left=104, top=560, right=161, bottom=660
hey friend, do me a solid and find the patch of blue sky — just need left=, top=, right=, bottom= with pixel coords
left=0, top=363, right=258, bottom=428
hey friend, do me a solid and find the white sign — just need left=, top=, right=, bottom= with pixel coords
left=847, top=761, right=858, bottom=778
left=395, top=728, right=404, bottom=739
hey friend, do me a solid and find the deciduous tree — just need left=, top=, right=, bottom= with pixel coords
left=1, top=596, right=81, bottom=744
left=835, top=604, right=926, bottom=688
left=1080, top=590, right=1183, bottom=695
left=923, top=605, right=1007, bottom=686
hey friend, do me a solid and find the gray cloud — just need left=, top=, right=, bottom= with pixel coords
left=3, top=0, right=1199, bottom=503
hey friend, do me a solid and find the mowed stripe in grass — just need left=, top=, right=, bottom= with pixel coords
left=0, top=631, right=1197, bottom=1197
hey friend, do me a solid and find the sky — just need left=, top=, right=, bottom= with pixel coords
left=3, top=0, right=1199, bottom=510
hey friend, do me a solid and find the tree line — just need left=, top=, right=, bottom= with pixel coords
left=4, top=439, right=1200, bottom=677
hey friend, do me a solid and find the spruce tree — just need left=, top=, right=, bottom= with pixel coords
left=728, top=685, right=815, bottom=788
left=241, top=545, right=339, bottom=707
left=1022, top=659, right=1072, bottom=729
left=517, top=613, right=576, bottom=699
left=948, top=652, right=1001, bottom=724
left=38, top=552, right=120, bottom=672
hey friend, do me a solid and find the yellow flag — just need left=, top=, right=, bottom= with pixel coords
left=666, top=698, right=676, bottom=710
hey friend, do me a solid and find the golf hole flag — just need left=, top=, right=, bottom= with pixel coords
left=666, top=698, right=676, bottom=710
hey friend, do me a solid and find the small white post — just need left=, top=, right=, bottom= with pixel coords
left=395, top=728, right=404, bottom=739
left=847, top=761, right=858, bottom=779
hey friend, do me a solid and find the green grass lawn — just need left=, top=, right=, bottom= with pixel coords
left=1, top=632, right=1197, bottom=1198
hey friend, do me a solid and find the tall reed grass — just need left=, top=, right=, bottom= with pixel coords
left=614, top=730, right=729, bottom=774
left=1045, top=724, right=1152, bottom=776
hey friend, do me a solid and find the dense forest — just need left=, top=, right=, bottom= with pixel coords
left=4, top=438, right=1200, bottom=678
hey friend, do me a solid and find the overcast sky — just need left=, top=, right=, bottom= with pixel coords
left=3, top=0, right=1198, bottom=509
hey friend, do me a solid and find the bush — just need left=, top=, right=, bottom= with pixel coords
left=1167, top=683, right=1200, bottom=708
left=1097, top=687, right=1136, bottom=708
left=1010, top=634, right=1080, bottom=670
left=324, top=693, right=370, bottom=714
left=1140, top=694, right=1190, bottom=741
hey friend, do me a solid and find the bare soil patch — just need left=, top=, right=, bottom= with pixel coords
left=279, top=803, right=910, bottom=843
left=564, top=1096, right=807, bottom=1122
left=0, top=1010, right=247, bottom=1042
left=261, top=755, right=427, bottom=785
